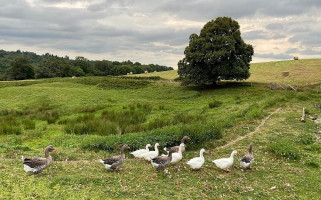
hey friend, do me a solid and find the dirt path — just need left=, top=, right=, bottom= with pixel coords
left=213, top=107, right=281, bottom=151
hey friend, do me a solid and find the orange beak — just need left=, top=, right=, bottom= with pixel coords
left=53, top=147, right=56, bottom=151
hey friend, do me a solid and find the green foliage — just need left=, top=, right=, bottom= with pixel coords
left=178, top=17, right=254, bottom=86
left=35, top=57, right=83, bottom=78
left=5, top=57, right=35, bottom=80
left=71, top=76, right=150, bottom=89
left=81, top=122, right=222, bottom=151
left=0, top=50, right=173, bottom=79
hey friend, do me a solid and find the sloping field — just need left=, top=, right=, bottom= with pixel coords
left=131, top=59, right=321, bottom=85
left=248, top=59, right=321, bottom=85
left=0, top=60, right=320, bottom=199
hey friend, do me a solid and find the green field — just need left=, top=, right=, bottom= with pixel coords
left=0, top=59, right=321, bottom=199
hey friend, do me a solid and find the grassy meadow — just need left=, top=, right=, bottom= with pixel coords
left=0, top=59, right=321, bottom=199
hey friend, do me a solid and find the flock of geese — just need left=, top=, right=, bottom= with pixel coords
left=21, top=136, right=254, bottom=174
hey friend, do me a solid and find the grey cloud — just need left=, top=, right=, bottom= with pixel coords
left=289, top=32, right=321, bottom=45
left=266, top=23, right=284, bottom=30
left=243, top=30, right=267, bottom=40
left=1, top=0, right=321, bottom=67
left=286, top=47, right=321, bottom=56
left=255, top=53, right=292, bottom=60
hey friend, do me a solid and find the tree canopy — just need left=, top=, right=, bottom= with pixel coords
left=0, top=50, right=173, bottom=80
left=178, top=17, right=254, bottom=86
left=5, top=57, right=35, bottom=80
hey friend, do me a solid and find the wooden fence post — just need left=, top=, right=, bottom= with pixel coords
left=301, top=108, right=305, bottom=122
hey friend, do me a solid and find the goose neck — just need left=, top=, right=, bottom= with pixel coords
left=44, top=148, right=50, bottom=158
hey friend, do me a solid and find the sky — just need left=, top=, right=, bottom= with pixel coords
left=1, top=0, right=321, bottom=68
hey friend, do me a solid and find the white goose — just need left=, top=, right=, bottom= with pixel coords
left=170, top=143, right=185, bottom=164
left=212, top=150, right=238, bottom=172
left=130, top=144, right=152, bottom=158
left=186, top=148, right=205, bottom=170
left=142, top=143, right=160, bottom=161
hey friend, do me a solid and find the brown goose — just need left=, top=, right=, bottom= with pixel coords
left=21, top=145, right=56, bottom=174
left=99, top=144, right=130, bottom=171
left=151, top=148, right=177, bottom=171
left=240, top=143, right=254, bottom=170
left=164, top=136, right=190, bottom=153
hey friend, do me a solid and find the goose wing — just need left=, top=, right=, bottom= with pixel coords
left=240, top=154, right=253, bottom=163
left=23, top=157, right=48, bottom=168
left=151, top=156, right=170, bottom=165
left=102, top=155, right=121, bottom=165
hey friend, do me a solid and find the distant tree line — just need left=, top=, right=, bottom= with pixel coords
left=0, top=50, right=173, bottom=81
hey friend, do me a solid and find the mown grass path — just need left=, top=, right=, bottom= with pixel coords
left=213, top=107, right=281, bottom=151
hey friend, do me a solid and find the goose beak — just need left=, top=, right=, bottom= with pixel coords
left=53, top=147, right=56, bottom=151
left=187, top=137, right=190, bottom=140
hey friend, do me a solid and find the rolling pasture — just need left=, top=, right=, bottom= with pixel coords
left=0, top=59, right=321, bottom=199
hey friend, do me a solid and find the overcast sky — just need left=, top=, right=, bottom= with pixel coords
left=1, top=0, right=321, bottom=68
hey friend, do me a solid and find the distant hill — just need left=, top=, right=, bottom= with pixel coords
left=0, top=49, right=173, bottom=80
left=132, top=59, right=321, bottom=85
left=248, top=59, right=321, bottom=85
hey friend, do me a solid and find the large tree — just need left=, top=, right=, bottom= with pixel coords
left=178, top=17, right=254, bottom=86
left=5, top=57, right=35, bottom=80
